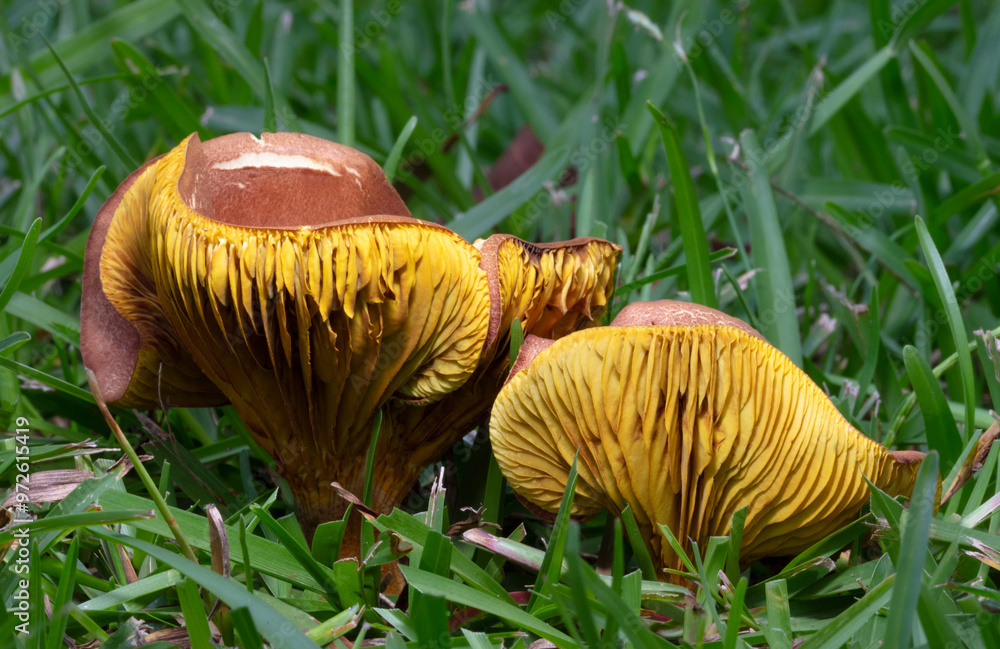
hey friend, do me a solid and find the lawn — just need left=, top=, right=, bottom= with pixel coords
left=1, top=0, right=1000, bottom=647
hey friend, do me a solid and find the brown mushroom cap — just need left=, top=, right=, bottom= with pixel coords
left=81, top=132, right=416, bottom=407
left=490, top=300, right=924, bottom=578
left=82, top=131, right=622, bottom=550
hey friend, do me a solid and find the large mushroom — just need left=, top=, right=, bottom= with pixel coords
left=489, top=299, right=925, bottom=578
left=81, top=132, right=620, bottom=559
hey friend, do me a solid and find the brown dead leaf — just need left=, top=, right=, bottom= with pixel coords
left=206, top=504, right=230, bottom=578
left=445, top=506, right=501, bottom=538
left=330, top=482, right=378, bottom=520
left=942, top=421, right=1000, bottom=504
left=1, top=469, right=94, bottom=509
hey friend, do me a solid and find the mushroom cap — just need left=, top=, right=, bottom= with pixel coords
left=85, top=132, right=491, bottom=445
left=490, top=300, right=923, bottom=576
left=82, top=132, right=415, bottom=407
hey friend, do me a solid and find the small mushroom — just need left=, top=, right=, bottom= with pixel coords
left=82, top=132, right=620, bottom=556
left=490, top=299, right=925, bottom=577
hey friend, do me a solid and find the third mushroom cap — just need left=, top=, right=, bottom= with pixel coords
left=490, top=299, right=926, bottom=578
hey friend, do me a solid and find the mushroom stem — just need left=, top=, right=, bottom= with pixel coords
left=281, top=441, right=421, bottom=545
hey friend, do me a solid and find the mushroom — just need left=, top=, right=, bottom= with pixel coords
left=81, top=132, right=621, bottom=558
left=489, top=299, right=925, bottom=578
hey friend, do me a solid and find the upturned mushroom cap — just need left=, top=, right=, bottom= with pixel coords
left=490, top=300, right=924, bottom=578
left=377, top=234, right=620, bottom=501
left=82, top=132, right=416, bottom=408
left=82, top=131, right=621, bottom=548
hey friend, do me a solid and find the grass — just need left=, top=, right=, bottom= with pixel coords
left=1, top=0, right=1000, bottom=646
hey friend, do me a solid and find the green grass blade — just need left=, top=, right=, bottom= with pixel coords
left=932, top=171, right=1000, bottom=223
left=0, top=331, right=30, bottom=354
left=508, top=317, right=523, bottom=370
left=411, top=531, right=452, bottom=647
left=725, top=506, right=748, bottom=583
left=763, top=580, right=793, bottom=649
left=909, top=41, right=987, bottom=165
left=620, top=505, right=657, bottom=580
left=648, top=103, right=716, bottom=308
left=383, top=116, right=418, bottom=182
left=0, top=0, right=181, bottom=105
left=99, top=490, right=322, bottom=592
left=450, top=145, right=571, bottom=240
left=739, top=130, right=802, bottom=366
left=263, top=58, right=277, bottom=133
left=27, top=537, right=46, bottom=648
left=362, top=411, right=382, bottom=509
left=892, top=0, right=963, bottom=47
left=808, top=46, right=895, bottom=136
left=90, top=529, right=323, bottom=649
left=915, top=216, right=976, bottom=441
left=825, top=203, right=919, bottom=290
left=617, top=248, right=735, bottom=298
left=622, top=204, right=657, bottom=288
left=177, top=577, right=214, bottom=649
left=575, top=558, right=665, bottom=649
left=78, top=570, right=183, bottom=612
left=0, top=355, right=93, bottom=404
left=464, top=9, right=556, bottom=137
left=230, top=607, right=264, bottom=649
left=42, top=36, right=137, bottom=171
left=337, top=0, right=355, bottom=146
left=0, top=218, right=41, bottom=313
left=528, top=455, right=578, bottom=612
left=176, top=0, right=266, bottom=100
left=44, top=534, right=79, bottom=649
left=460, top=629, right=495, bottom=649
left=723, top=576, right=748, bottom=649
left=916, top=585, right=963, bottom=649
left=5, top=292, right=80, bottom=344
left=1, top=510, right=154, bottom=542
left=375, top=509, right=515, bottom=603
left=563, top=527, right=602, bottom=647
left=780, top=515, right=873, bottom=574
left=798, top=573, right=895, bottom=649
left=401, top=565, right=577, bottom=648
left=248, top=504, right=342, bottom=606
left=885, top=126, right=981, bottom=181
left=110, top=40, right=206, bottom=142
left=883, top=451, right=940, bottom=649
left=904, top=345, right=963, bottom=472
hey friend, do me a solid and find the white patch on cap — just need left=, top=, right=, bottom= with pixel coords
left=343, top=165, right=363, bottom=189
left=250, top=133, right=266, bottom=146
left=211, top=152, right=343, bottom=176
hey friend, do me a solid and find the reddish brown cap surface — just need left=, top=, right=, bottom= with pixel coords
left=612, top=299, right=765, bottom=340
left=506, top=335, right=556, bottom=383
left=80, top=156, right=162, bottom=403
left=179, top=132, right=411, bottom=229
